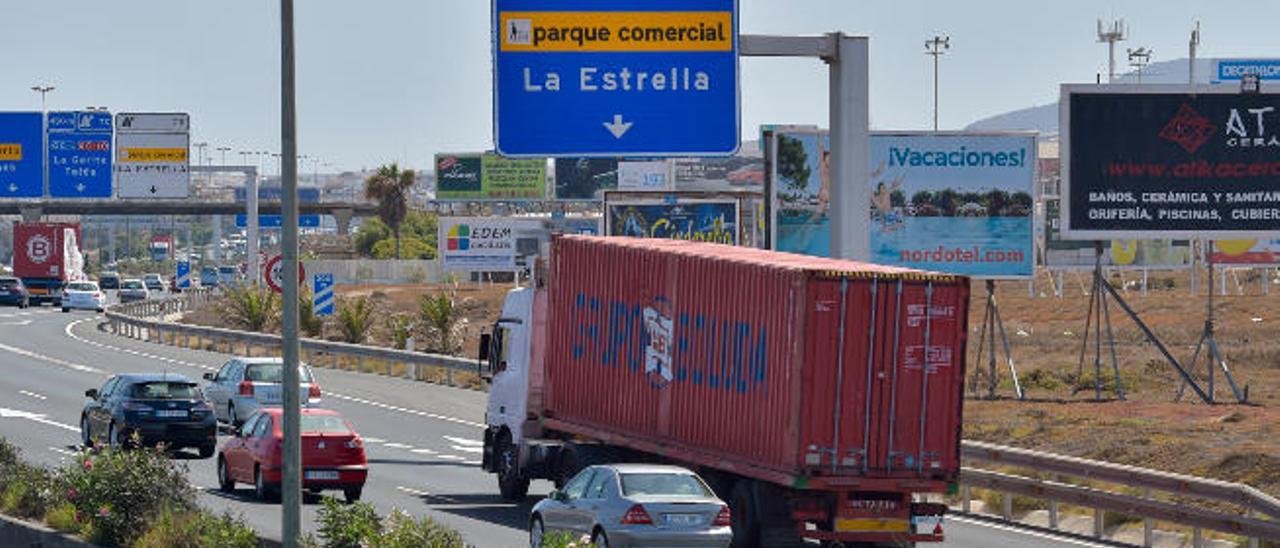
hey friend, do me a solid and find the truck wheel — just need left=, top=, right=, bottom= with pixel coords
left=730, top=480, right=761, bottom=548
left=496, top=432, right=529, bottom=501
left=555, top=443, right=613, bottom=489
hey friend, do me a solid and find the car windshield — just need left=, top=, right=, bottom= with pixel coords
left=145, top=275, right=161, bottom=281
left=130, top=381, right=199, bottom=399
left=301, top=415, right=352, bottom=434
left=620, top=473, right=713, bottom=497
left=67, top=283, right=97, bottom=292
left=0, top=279, right=18, bottom=289
left=122, top=281, right=145, bottom=290
left=244, top=363, right=314, bottom=383
left=219, top=267, right=236, bottom=274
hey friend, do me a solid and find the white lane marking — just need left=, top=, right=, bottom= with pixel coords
left=49, top=447, right=77, bottom=457
left=19, top=390, right=47, bottom=401
left=0, top=341, right=104, bottom=375
left=363, top=437, right=387, bottom=444
left=443, top=435, right=483, bottom=446
left=410, top=448, right=437, bottom=455
left=450, top=445, right=483, bottom=454
left=464, top=460, right=481, bottom=466
left=0, top=406, right=80, bottom=433
left=0, top=320, right=32, bottom=326
left=946, top=515, right=1115, bottom=547
left=396, top=485, right=431, bottom=497
left=382, top=442, right=413, bottom=450
left=67, top=318, right=486, bottom=429
left=435, top=454, right=465, bottom=461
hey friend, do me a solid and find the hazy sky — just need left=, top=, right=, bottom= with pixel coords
left=3, top=1, right=1277, bottom=173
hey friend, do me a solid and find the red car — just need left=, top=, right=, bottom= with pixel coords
left=216, top=408, right=368, bottom=502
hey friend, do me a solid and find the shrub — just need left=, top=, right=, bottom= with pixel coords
left=540, top=531, right=592, bottom=547
left=370, top=509, right=466, bottom=548
left=0, top=437, right=18, bottom=470
left=316, top=497, right=381, bottom=548
left=60, top=446, right=197, bottom=547
left=420, top=291, right=461, bottom=354
left=134, top=509, right=258, bottom=548
left=300, top=293, right=325, bottom=338
left=337, top=297, right=375, bottom=344
left=220, top=283, right=280, bottom=332
left=45, top=502, right=79, bottom=534
left=386, top=314, right=413, bottom=350
left=1, top=464, right=56, bottom=520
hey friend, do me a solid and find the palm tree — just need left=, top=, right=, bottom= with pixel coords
left=364, top=163, right=416, bottom=259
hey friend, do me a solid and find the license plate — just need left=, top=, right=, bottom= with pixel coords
left=835, top=518, right=910, bottom=533
left=664, top=514, right=702, bottom=526
left=155, top=410, right=188, bottom=418
left=304, top=470, right=339, bottom=481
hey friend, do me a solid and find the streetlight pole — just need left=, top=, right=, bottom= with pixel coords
left=1128, top=47, right=1152, bottom=84
left=32, top=85, right=54, bottom=198
left=925, top=36, right=949, bottom=132
left=217, top=146, right=231, bottom=166
left=278, top=0, right=303, bottom=545
left=31, top=85, right=54, bottom=114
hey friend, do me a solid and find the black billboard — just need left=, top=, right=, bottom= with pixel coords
left=1066, top=87, right=1280, bottom=237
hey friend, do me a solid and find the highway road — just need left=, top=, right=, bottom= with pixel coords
left=0, top=303, right=1106, bottom=547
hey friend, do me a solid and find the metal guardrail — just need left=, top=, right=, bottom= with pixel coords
left=959, top=440, right=1280, bottom=546
left=103, top=291, right=1279, bottom=545
left=103, top=289, right=478, bottom=387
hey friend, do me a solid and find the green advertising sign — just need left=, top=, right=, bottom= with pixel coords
left=435, top=153, right=546, bottom=200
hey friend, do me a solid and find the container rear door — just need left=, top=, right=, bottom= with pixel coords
left=866, top=279, right=968, bottom=480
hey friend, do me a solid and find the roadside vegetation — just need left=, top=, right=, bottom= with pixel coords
left=0, top=437, right=256, bottom=547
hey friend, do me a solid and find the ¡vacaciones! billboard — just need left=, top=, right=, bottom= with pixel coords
left=1063, top=85, right=1280, bottom=239
left=435, top=153, right=546, bottom=200
left=869, top=132, right=1036, bottom=278
left=769, top=128, right=831, bottom=257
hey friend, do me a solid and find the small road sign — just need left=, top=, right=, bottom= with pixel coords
left=176, top=260, right=192, bottom=290
left=313, top=273, right=335, bottom=317
left=265, top=254, right=306, bottom=294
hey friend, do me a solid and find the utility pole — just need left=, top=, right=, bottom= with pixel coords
left=1127, top=47, right=1152, bottom=83
left=278, top=0, right=302, bottom=546
left=1097, top=19, right=1128, bottom=83
left=32, top=85, right=54, bottom=199
left=925, top=35, right=949, bottom=132
left=1189, top=22, right=1201, bottom=84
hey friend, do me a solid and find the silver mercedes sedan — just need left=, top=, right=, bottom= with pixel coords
left=529, top=463, right=732, bottom=548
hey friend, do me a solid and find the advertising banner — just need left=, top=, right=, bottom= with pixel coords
left=769, top=128, right=831, bottom=256
left=439, top=217, right=541, bottom=271
left=554, top=158, right=618, bottom=200
left=1043, top=198, right=1192, bottom=269
left=869, top=132, right=1036, bottom=278
left=1208, top=239, right=1280, bottom=266
left=673, top=156, right=764, bottom=192
left=434, top=153, right=546, bottom=200
left=617, top=160, right=673, bottom=191
left=605, top=199, right=738, bottom=245
left=1062, top=86, right=1280, bottom=239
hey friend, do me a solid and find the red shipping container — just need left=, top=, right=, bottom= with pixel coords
left=12, top=222, right=81, bottom=280
left=542, top=236, right=970, bottom=487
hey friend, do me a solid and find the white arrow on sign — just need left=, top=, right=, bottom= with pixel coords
left=76, top=183, right=86, bottom=193
left=603, top=114, right=633, bottom=139
left=7, top=184, right=16, bottom=193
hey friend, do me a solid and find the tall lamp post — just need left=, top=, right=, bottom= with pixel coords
left=32, top=85, right=55, bottom=197
left=925, top=36, right=949, bottom=132
left=1127, top=47, right=1152, bottom=83
left=31, top=85, right=55, bottom=113
left=217, top=146, right=232, bottom=166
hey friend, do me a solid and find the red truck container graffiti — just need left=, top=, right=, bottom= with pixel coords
left=13, top=222, right=83, bottom=305
left=479, top=236, right=970, bottom=545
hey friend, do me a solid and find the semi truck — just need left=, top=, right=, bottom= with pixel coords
left=479, top=236, right=970, bottom=547
left=13, top=222, right=85, bottom=306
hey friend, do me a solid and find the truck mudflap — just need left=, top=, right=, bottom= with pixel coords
left=791, top=494, right=948, bottom=543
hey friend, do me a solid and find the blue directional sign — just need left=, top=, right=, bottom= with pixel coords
left=493, top=0, right=739, bottom=157
left=235, top=214, right=321, bottom=229
left=48, top=111, right=113, bottom=198
left=313, top=273, right=335, bottom=317
left=0, top=113, right=45, bottom=198
left=176, top=260, right=192, bottom=290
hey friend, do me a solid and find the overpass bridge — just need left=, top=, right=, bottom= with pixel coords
left=0, top=200, right=375, bottom=235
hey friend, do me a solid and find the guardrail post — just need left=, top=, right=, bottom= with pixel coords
left=1002, top=492, right=1013, bottom=521
left=386, top=359, right=393, bottom=376
left=1094, top=508, right=1104, bottom=539
left=332, top=352, right=339, bottom=370
left=446, top=365, right=455, bottom=386
left=1143, top=488, right=1153, bottom=547
left=356, top=356, right=364, bottom=373
left=406, top=362, right=417, bottom=381
left=1247, top=508, right=1259, bottom=548
left=1193, top=528, right=1203, bottom=548
left=961, top=485, right=971, bottom=513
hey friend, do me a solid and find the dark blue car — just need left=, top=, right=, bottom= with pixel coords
left=80, top=373, right=218, bottom=458
left=0, top=277, right=28, bottom=308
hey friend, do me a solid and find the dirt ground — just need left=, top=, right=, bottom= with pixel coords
left=964, top=268, right=1280, bottom=497
left=183, top=267, right=1280, bottom=497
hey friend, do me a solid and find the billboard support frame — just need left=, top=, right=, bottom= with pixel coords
left=1176, top=252, right=1250, bottom=404
left=973, top=279, right=1024, bottom=400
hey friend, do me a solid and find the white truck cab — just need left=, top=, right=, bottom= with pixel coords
left=480, top=286, right=548, bottom=500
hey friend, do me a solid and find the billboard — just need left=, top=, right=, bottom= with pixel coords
left=1043, top=198, right=1192, bottom=269
left=1062, top=86, right=1280, bottom=239
left=673, top=156, right=764, bottom=191
left=605, top=198, right=738, bottom=245
left=869, top=132, right=1036, bottom=278
left=439, top=217, right=534, bottom=271
left=1208, top=239, right=1280, bottom=266
left=769, top=128, right=831, bottom=256
left=435, top=153, right=546, bottom=200
left=617, top=160, right=673, bottom=191
left=554, top=158, right=618, bottom=200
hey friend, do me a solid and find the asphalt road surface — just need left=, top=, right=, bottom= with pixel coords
left=0, top=303, right=1104, bottom=547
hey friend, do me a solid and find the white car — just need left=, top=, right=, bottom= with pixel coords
left=62, top=281, right=106, bottom=313
left=201, top=358, right=323, bottom=427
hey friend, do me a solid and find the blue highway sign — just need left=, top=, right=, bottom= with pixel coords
left=493, top=0, right=739, bottom=157
left=236, top=214, right=321, bottom=229
left=48, top=111, right=113, bottom=198
left=0, top=113, right=45, bottom=198
left=313, top=273, right=335, bottom=317
left=176, top=260, right=192, bottom=289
